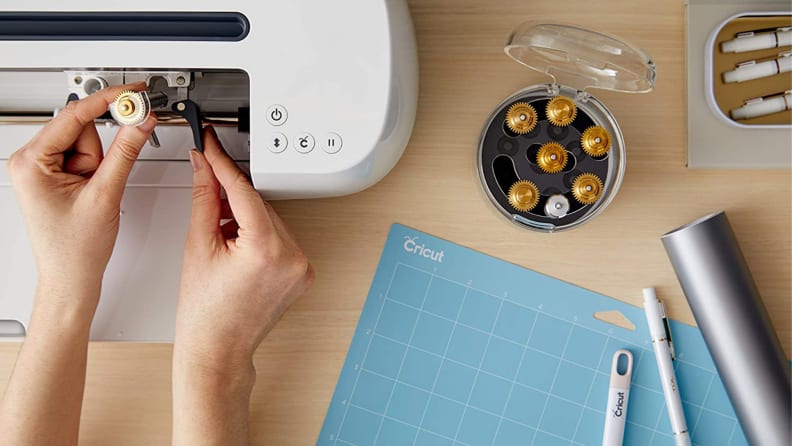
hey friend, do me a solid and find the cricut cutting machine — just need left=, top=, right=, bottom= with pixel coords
left=0, top=1, right=418, bottom=340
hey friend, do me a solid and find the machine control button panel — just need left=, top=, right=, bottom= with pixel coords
left=265, top=105, right=342, bottom=155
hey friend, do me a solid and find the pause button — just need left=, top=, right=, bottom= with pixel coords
left=322, top=133, right=343, bottom=154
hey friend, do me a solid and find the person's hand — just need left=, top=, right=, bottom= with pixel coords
left=175, top=127, right=314, bottom=373
left=6, top=83, right=157, bottom=318
left=172, top=128, right=313, bottom=444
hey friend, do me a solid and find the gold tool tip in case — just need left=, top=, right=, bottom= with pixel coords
left=508, top=180, right=540, bottom=212
left=536, top=142, right=568, bottom=174
left=505, top=102, right=538, bottom=134
left=571, top=173, right=604, bottom=204
left=581, top=126, right=612, bottom=157
left=546, top=96, right=577, bottom=127
left=110, top=90, right=149, bottom=126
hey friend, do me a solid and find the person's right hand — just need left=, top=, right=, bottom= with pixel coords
left=174, top=127, right=314, bottom=374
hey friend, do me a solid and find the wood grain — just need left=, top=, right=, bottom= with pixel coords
left=1, top=1, right=789, bottom=444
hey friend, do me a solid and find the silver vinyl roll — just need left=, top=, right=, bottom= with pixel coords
left=661, top=211, right=790, bottom=446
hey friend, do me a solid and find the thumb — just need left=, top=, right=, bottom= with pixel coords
left=188, top=149, right=223, bottom=247
left=91, top=114, right=157, bottom=203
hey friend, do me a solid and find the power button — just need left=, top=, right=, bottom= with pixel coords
left=266, top=105, right=288, bottom=126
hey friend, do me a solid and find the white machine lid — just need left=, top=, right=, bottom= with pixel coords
left=504, top=23, right=656, bottom=93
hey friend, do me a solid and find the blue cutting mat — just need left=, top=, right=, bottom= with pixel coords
left=318, top=224, right=748, bottom=446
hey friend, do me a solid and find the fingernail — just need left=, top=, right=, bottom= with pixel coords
left=189, top=150, right=202, bottom=172
left=139, top=114, right=158, bottom=133
left=207, top=125, right=217, bottom=136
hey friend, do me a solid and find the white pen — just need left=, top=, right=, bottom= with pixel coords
left=730, top=91, right=792, bottom=120
left=721, top=27, right=792, bottom=53
left=643, top=288, right=691, bottom=446
left=723, top=51, right=792, bottom=83
left=602, top=349, right=633, bottom=446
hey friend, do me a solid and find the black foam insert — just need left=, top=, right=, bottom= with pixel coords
left=480, top=94, right=611, bottom=227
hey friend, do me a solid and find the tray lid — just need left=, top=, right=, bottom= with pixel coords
left=504, top=23, right=656, bottom=93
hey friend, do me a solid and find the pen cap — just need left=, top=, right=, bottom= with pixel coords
left=662, top=211, right=791, bottom=446
left=641, top=288, right=667, bottom=339
left=504, top=23, right=656, bottom=93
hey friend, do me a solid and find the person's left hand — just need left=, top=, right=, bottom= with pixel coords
left=7, top=83, right=157, bottom=317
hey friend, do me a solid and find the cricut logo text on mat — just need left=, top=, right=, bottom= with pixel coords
left=402, top=236, right=444, bottom=263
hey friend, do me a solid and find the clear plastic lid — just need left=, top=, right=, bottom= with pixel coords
left=504, top=23, right=656, bottom=93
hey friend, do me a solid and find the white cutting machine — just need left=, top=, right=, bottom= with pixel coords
left=0, top=0, right=418, bottom=340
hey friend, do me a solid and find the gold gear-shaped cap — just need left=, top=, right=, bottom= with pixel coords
left=581, top=126, right=612, bottom=157
left=536, top=142, right=568, bottom=174
left=508, top=180, right=540, bottom=212
left=546, top=96, right=577, bottom=127
left=110, top=90, right=149, bottom=126
left=505, top=102, right=538, bottom=135
left=571, top=173, right=604, bottom=204
left=117, top=97, right=136, bottom=117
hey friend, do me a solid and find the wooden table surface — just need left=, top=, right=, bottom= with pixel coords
left=1, top=1, right=790, bottom=444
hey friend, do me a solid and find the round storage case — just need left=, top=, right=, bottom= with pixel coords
left=478, top=23, right=656, bottom=232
